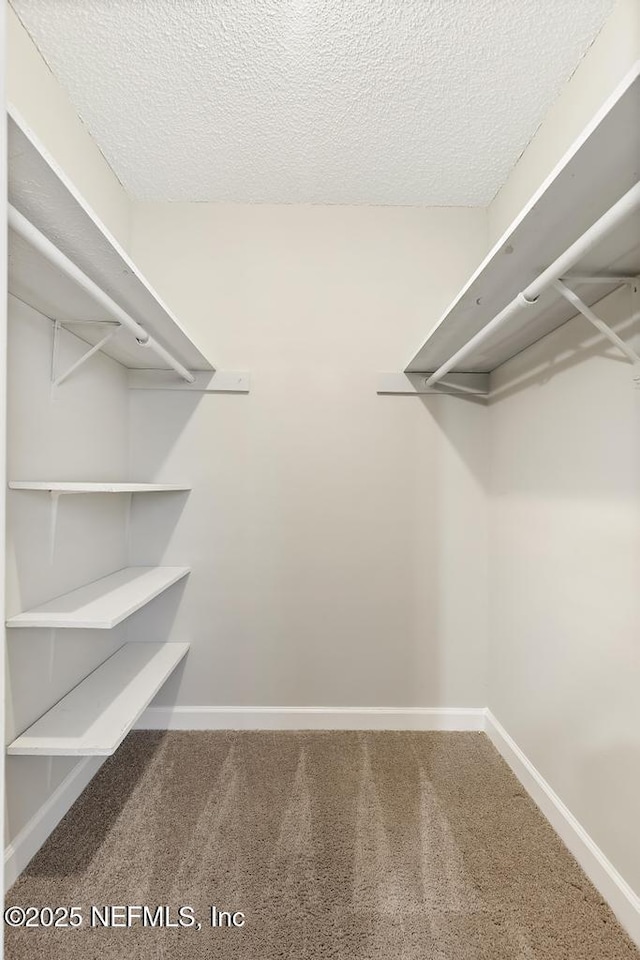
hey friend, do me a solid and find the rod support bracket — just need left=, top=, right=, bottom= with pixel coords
left=517, top=291, right=539, bottom=306
left=554, top=279, right=640, bottom=370
left=51, top=320, right=120, bottom=387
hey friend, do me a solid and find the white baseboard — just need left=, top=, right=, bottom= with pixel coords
left=4, top=756, right=104, bottom=890
left=135, top=705, right=486, bottom=731
left=485, top=709, right=640, bottom=948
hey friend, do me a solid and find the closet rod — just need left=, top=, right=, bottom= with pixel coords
left=423, top=181, right=640, bottom=388
left=8, top=204, right=195, bottom=383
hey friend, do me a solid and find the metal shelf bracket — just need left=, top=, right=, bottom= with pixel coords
left=553, top=279, right=640, bottom=384
left=377, top=372, right=489, bottom=396
left=51, top=320, right=120, bottom=387
left=48, top=492, right=60, bottom=564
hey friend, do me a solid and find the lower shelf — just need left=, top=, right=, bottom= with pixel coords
left=7, top=642, right=189, bottom=756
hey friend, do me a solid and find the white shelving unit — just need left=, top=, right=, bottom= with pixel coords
left=8, top=110, right=210, bottom=377
left=7, top=107, right=248, bottom=392
left=6, top=566, right=190, bottom=630
left=9, top=482, right=191, bottom=494
left=383, top=63, right=640, bottom=393
left=5, top=105, right=205, bottom=775
left=7, top=642, right=189, bottom=756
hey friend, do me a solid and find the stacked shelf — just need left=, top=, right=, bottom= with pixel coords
left=5, top=111, right=201, bottom=764
left=6, top=480, right=192, bottom=753
left=7, top=643, right=189, bottom=756
left=6, top=566, right=190, bottom=630
left=6, top=561, right=191, bottom=754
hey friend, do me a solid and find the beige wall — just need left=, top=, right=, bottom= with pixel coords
left=488, top=289, right=640, bottom=898
left=6, top=1, right=131, bottom=248
left=486, top=0, right=640, bottom=906
left=127, top=202, right=490, bottom=709
left=1, top=3, right=7, bottom=947
left=488, top=0, right=640, bottom=243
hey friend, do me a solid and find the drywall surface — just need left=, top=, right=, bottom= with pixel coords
left=10, top=0, right=614, bottom=205
left=4, top=296, right=129, bottom=849
left=6, top=2, right=130, bottom=248
left=128, top=203, right=489, bottom=708
left=0, top=4, right=8, bottom=946
left=488, top=0, right=640, bottom=243
left=488, top=286, right=640, bottom=898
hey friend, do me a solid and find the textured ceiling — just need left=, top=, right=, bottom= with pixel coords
left=11, top=0, right=615, bottom=205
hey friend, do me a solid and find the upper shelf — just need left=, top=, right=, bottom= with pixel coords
left=7, top=107, right=213, bottom=374
left=407, top=63, right=640, bottom=374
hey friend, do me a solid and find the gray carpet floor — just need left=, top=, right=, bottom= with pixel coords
left=6, top=731, right=639, bottom=959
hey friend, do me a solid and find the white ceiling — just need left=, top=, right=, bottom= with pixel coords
left=11, top=0, right=615, bottom=205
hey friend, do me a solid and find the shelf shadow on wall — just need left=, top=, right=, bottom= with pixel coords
left=128, top=490, right=190, bottom=565
left=487, top=310, right=640, bottom=404
left=130, top=380, right=449, bottom=706
left=419, top=393, right=490, bottom=491
left=20, top=731, right=169, bottom=880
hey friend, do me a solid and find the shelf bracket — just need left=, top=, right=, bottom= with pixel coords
left=49, top=492, right=60, bottom=564
left=377, top=372, right=489, bottom=396
left=124, top=492, right=133, bottom=562
left=554, top=280, right=640, bottom=381
left=127, top=370, right=250, bottom=393
left=51, top=320, right=121, bottom=387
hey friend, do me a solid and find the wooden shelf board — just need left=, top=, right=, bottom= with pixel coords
left=9, top=482, right=191, bottom=494
left=7, top=642, right=189, bottom=756
left=406, top=64, right=640, bottom=374
left=6, top=566, right=190, bottom=630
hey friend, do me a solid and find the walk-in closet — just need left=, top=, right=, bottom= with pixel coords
left=1, top=1, right=639, bottom=958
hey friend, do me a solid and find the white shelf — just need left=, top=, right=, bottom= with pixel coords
left=407, top=63, right=640, bottom=374
left=9, top=482, right=191, bottom=494
left=7, top=108, right=213, bottom=374
left=6, top=566, right=190, bottom=629
left=7, top=642, right=189, bottom=756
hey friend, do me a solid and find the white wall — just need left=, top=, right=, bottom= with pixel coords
left=6, top=0, right=131, bottom=249
left=4, top=297, right=130, bottom=851
left=128, top=203, right=490, bottom=709
left=488, top=288, right=640, bottom=897
left=1, top=2, right=8, bottom=949
left=484, top=0, right=640, bottom=915
left=485, top=0, right=640, bottom=910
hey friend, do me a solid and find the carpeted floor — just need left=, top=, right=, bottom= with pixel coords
left=5, top=731, right=639, bottom=959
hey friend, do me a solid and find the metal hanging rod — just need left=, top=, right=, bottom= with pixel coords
left=423, top=181, right=640, bottom=389
left=8, top=204, right=195, bottom=384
